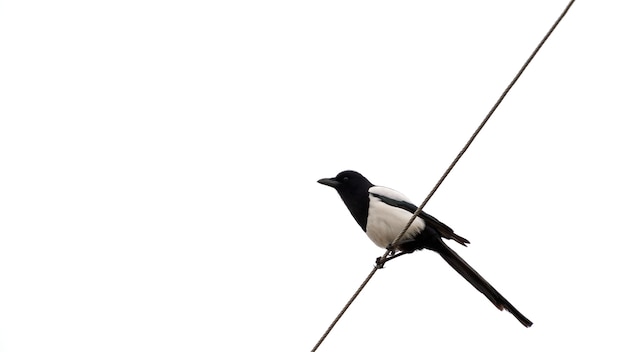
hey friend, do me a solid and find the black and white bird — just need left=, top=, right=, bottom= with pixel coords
left=318, top=170, right=532, bottom=327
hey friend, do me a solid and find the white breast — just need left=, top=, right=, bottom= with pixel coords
left=365, top=187, right=425, bottom=248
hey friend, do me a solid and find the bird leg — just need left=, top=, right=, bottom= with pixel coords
left=376, top=239, right=420, bottom=268
left=375, top=250, right=408, bottom=268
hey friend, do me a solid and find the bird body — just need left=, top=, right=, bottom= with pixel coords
left=318, top=170, right=532, bottom=327
left=366, top=186, right=425, bottom=248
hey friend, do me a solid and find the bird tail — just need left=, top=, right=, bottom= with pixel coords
left=429, top=237, right=533, bottom=327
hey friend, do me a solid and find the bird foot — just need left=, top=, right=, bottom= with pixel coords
left=375, top=256, right=388, bottom=269
left=375, top=250, right=408, bottom=268
left=376, top=246, right=397, bottom=268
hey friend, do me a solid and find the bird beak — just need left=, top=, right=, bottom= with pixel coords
left=318, top=177, right=340, bottom=188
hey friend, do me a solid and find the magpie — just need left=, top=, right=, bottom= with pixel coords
left=318, top=170, right=532, bottom=327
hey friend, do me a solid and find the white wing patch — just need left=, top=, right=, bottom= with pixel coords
left=366, top=186, right=425, bottom=248
left=368, top=186, right=414, bottom=203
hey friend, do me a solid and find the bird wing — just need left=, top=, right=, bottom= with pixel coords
left=419, top=211, right=470, bottom=246
left=369, top=186, right=470, bottom=246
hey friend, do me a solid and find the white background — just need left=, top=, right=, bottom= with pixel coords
left=1, top=1, right=625, bottom=351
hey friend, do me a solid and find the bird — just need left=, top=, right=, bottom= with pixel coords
left=318, top=170, right=532, bottom=327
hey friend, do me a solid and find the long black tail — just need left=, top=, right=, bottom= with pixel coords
left=428, top=237, right=533, bottom=327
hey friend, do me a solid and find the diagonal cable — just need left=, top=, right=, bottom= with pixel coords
left=312, top=1, right=576, bottom=351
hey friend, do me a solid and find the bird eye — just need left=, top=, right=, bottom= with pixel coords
left=342, top=176, right=349, bottom=182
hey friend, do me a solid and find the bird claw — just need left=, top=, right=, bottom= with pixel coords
left=376, top=250, right=409, bottom=268
left=375, top=256, right=387, bottom=269
left=376, top=245, right=400, bottom=268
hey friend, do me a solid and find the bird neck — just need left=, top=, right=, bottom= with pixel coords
left=339, top=191, right=369, bottom=232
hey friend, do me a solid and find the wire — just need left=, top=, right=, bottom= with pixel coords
left=311, top=1, right=576, bottom=351
left=310, top=266, right=378, bottom=352
left=385, top=0, right=577, bottom=259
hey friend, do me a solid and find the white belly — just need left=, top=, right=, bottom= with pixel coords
left=365, top=195, right=425, bottom=248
